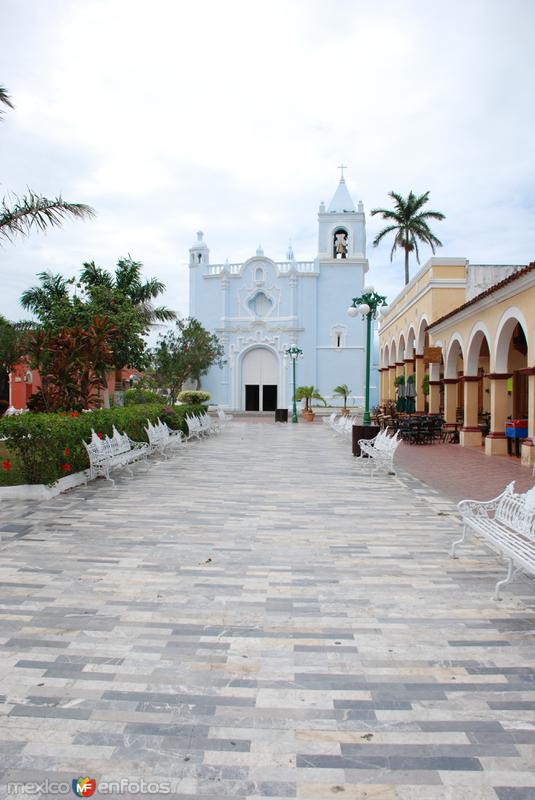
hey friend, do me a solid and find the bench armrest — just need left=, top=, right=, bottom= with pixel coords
left=457, top=481, right=515, bottom=518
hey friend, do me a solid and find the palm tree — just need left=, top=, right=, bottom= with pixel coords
left=333, top=383, right=351, bottom=411
left=20, top=271, right=72, bottom=321
left=295, top=385, right=326, bottom=413
left=80, top=257, right=176, bottom=325
left=0, top=86, right=94, bottom=243
left=370, top=191, right=445, bottom=285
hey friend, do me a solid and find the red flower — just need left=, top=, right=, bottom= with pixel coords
left=69, top=411, right=79, bottom=418
left=2, top=460, right=11, bottom=471
left=97, top=432, right=103, bottom=439
left=62, top=463, right=71, bottom=472
left=64, top=447, right=69, bottom=457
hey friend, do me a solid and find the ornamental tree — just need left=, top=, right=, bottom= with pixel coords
left=150, top=318, right=225, bottom=404
left=26, top=316, right=120, bottom=412
left=21, top=258, right=175, bottom=373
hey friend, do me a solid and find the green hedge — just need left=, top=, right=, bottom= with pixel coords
left=0, top=404, right=204, bottom=486
left=124, top=388, right=163, bottom=405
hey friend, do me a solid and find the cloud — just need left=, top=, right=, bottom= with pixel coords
left=1, top=0, right=534, bottom=324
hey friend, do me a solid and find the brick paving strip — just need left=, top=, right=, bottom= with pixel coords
left=395, top=440, right=534, bottom=504
left=0, top=423, right=534, bottom=799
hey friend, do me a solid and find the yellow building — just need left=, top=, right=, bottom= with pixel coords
left=378, top=257, right=535, bottom=466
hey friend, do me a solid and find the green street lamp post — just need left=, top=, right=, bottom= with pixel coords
left=347, top=286, right=387, bottom=425
left=286, top=344, right=303, bottom=423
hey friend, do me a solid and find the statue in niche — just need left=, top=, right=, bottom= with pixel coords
left=334, top=230, right=348, bottom=259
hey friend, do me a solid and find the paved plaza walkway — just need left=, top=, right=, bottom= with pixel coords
left=1, top=423, right=535, bottom=799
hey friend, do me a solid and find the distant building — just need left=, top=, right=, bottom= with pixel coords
left=188, top=174, right=377, bottom=412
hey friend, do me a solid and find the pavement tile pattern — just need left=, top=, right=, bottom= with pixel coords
left=0, top=422, right=535, bottom=799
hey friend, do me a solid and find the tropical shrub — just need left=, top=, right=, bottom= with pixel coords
left=333, top=383, right=351, bottom=410
left=295, top=386, right=326, bottom=411
left=124, top=388, right=162, bottom=405
left=0, top=403, right=203, bottom=486
left=177, top=390, right=211, bottom=404
left=25, top=316, right=119, bottom=412
left=0, top=442, right=24, bottom=486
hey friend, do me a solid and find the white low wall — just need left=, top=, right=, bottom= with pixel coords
left=0, top=470, right=90, bottom=501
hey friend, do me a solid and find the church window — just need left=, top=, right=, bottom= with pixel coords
left=248, top=291, right=273, bottom=318
left=197, top=253, right=202, bottom=263
left=331, top=325, right=347, bottom=348
left=255, top=267, right=264, bottom=283
left=333, top=228, right=348, bottom=259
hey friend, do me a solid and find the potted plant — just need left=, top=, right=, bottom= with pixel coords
left=333, top=384, right=351, bottom=415
left=295, top=385, right=326, bottom=421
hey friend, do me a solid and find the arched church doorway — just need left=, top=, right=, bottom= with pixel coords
left=242, top=347, right=279, bottom=411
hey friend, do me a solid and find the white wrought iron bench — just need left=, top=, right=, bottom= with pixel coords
left=451, top=481, right=535, bottom=599
left=145, top=419, right=184, bottom=456
left=83, top=428, right=150, bottom=487
left=332, top=415, right=353, bottom=438
left=357, top=428, right=401, bottom=475
left=216, top=407, right=232, bottom=428
left=199, top=413, right=219, bottom=436
left=324, top=412, right=339, bottom=428
left=184, top=414, right=204, bottom=441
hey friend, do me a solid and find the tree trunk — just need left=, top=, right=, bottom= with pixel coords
left=103, top=387, right=110, bottom=408
left=404, top=246, right=410, bottom=285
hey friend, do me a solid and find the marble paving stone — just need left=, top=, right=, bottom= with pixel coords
left=0, top=422, right=534, bottom=798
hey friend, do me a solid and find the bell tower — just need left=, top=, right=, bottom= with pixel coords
left=189, top=230, right=210, bottom=266
left=317, top=167, right=366, bottom=263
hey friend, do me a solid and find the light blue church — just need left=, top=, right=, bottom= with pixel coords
left=188, top=174, right=377, bottom=412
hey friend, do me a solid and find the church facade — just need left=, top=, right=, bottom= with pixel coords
left=188, top=175, right=375, bottom=412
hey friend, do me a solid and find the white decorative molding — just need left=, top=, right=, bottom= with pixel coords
left=228, top=331, right=289, bottom=410
left=238, top=278, right=281, bottom=321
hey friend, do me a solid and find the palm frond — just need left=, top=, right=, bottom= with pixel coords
left=372, top=224, right=399, bottom=248
left=0, top=86, right=14, bottom=117
left=0, top=192, right=95, bottom=243
left=20, top=271, right=71, bottom=313
left=149, top=305, right=177, bottom=322
left=80, top=261, right=114, bottom=288
left=388, top=191, right=408, bottom=210
left=370, top=190, right=445, bottom=283
left=414, top=209, right=446, bottom=222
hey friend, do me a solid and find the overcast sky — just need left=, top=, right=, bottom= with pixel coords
left=1, top=0, right=534, bottom=328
